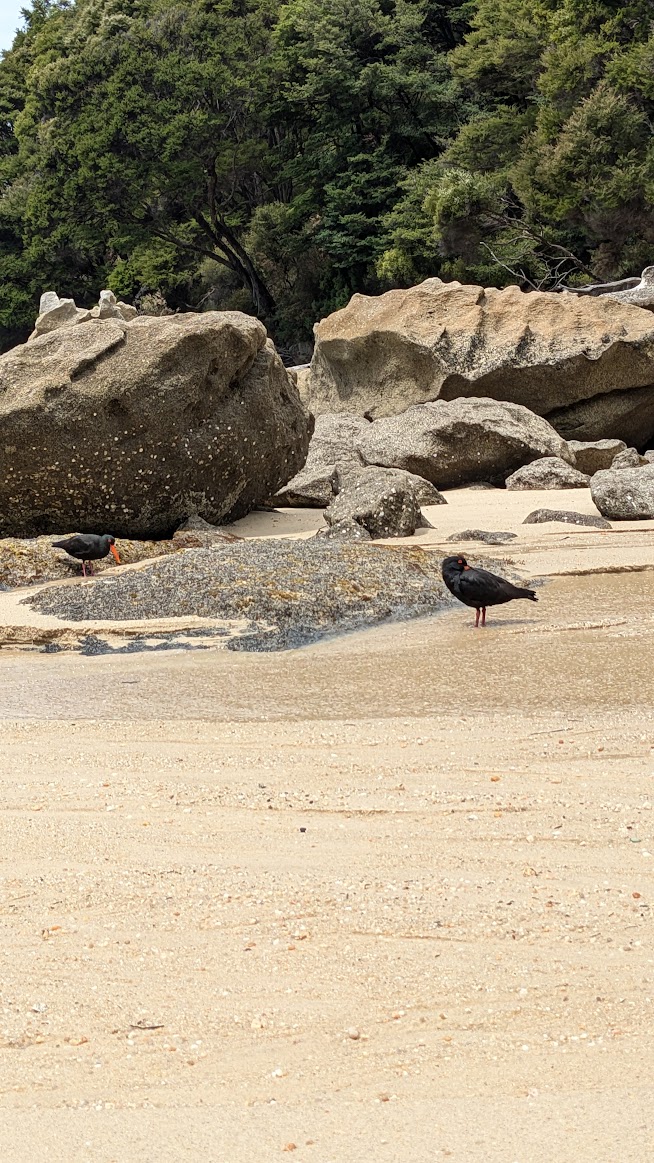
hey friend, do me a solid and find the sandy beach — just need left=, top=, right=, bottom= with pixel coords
left=0, top=488, right=653, bottom=1161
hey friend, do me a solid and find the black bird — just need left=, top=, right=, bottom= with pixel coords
left=441, top=555, right=537, bottom=627
left=52, top=533, right=121, bottom=578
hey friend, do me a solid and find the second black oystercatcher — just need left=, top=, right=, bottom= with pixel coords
left=52, top=534, right=121, bottom=578
left=441, top=554, right=537, bottom=627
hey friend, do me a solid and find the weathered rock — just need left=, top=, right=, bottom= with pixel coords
left=315, top=517, right=372, bottom=541
left=98, top=289, right=124, bottom=320
left=0, top=312, right=312, bottom=538
left=644, top=450, right=654, bottom=463
left=522, top=508, right=611, bottom=528
left=30, top=292, right=91, bottom=339
left=117, top=301, right=138, bottom=322
left=324, top=466, right=421, bottom=538
left=446, top=529, right=517, bottom=544
left=172, top=515, right=242, bottom=550
left=307, top=277, right=654, bottom=443
left=505, top=457, right=590, bottom=490
left=590, top=464, right=654, bottom=519
left=1, top=533, right=180, bottom=588
left=26, top=539, right=452, bottom=651
left=568, top=438, right=626, bottom=474
left=356, top=398, right=572, bottom=488
left=332, top=462, right=446, bottom=507
left=91, top=290, right=138, bottom=323
left=288, top=365, right=311, bottom=407
left=545, top=383, right=654, bottom=446
left=274, top=413, right=369, bottom=507
left=610, top=447, right=648, bottom=469
left=39, top=292, right=60, bottom=315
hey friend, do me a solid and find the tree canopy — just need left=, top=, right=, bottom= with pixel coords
left=1, top=0, right=653, bottom=352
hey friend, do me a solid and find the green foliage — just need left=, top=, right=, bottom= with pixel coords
left=382, top=0, right=654, bottom=290
left=1, top=0, right=654, bottom=350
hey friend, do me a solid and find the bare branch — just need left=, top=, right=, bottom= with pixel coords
left=479, top=242, right=538, bottom=290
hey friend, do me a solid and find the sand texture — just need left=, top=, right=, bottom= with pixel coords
left=0, top=487, right=653, bottom=1161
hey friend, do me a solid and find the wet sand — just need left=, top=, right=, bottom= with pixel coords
left=0, top=492, right=653, bottom=1161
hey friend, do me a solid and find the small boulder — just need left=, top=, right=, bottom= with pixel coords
left=324, top=466, right=421, bottom=538
left=30, top=292, right=91, bottom=339
left=644, top=450, right=654, bottom=463
left=568, top=438, right=626, bottom=474
left=39, top=291, right=60, bottom=314
left=357, top=397, right=572, bottom=488
left=91, top=290, right=137, bottom=322
left=315, top=517, right=372, bottom=541
left=505, top=457, right=590, bottom=490
left=332, top=463, right=446, bottom=507
left=610, top=446, right=648, bottom=469
left=98, top=289, right=124, bottom=320
left=523, top=508, right=611, bottom=529
left=590, top=464, right=654, bottom=519
left=446, top=529, right=517, bottom=544
left=275, top=413, right=370, bottom=507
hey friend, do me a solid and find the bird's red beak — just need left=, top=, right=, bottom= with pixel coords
left=463, top=565, right=471, bottom=570
left=110, top=544, right=121, bottom=564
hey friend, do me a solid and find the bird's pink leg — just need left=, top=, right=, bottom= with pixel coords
left=82, top=562, right=86, bottom=578
left=87, top=562, right=94, bottom=576
left=475, top=608, right=480, bottom=628
left=481, top=607, right=486, bottom=627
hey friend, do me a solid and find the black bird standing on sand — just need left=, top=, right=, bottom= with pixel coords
left=441, top=555, right=537, bottom=627
left=52, top=534, right=121, bottom=578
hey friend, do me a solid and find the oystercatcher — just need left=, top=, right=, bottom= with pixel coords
left=442, top=554, right=537, bottom=627
left=52, top=534, right=120, bottom=578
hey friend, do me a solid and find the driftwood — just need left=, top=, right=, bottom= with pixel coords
left=561, top=276, right=641, bottom=297
left=562, top=267, right=654, bottom=311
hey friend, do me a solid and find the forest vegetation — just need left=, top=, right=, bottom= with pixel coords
left=1, top=0, right=653, bottom=354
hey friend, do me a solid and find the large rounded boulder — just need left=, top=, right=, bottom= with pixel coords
left=0, top=312, right=312, bottom=538
left=356, top=397, right=573, bottom=488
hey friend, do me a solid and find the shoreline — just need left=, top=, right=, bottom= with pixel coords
left=0, top=486, right=652, bottom=1161
left=0, top=485, right=653, bottom=654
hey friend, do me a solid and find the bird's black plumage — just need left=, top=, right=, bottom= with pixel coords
left=52, top=534, right=120, bottom=577
left=442, top=555, right=537, bottom=627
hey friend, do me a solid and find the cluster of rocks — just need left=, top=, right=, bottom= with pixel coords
left=30, top=289, right=138, bottom=340
left=276, top=404, right=654, bottom=533
left=304, top=272, right=654, bottom=447
left=5, top=266, right=654, bottom=556
left=270, top=272, right=654, bottom=532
